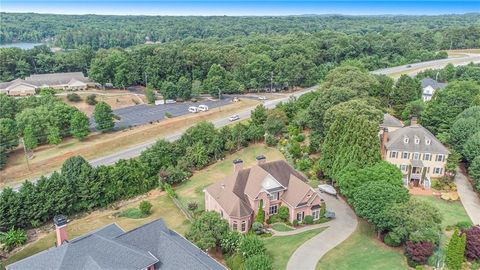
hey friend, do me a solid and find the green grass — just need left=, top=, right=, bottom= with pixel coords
left=264, top=227, right=327, bottom=270
left=118, top=208, right=148, bottom=219
left=412, top=195, right=471, bottom=229
left=271, top=223, right=294, bottom=232
left=317, top=221, right=408, bottom=270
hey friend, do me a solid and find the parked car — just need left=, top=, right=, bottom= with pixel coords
left=228, top=114, right=240, bottom=121
left=406, top=64, right=412, bottom=68
left=188, top=106, right=198, bottom=113
left=198, top=105, right=209, bottom=111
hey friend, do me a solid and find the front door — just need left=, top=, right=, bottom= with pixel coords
left=296, top=212, right=304, bottom=221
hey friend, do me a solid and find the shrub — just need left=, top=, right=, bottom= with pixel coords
left=446, top=229, right=467, bottom=270
left=220, top=230, right=242, bottom=254
left=384, top=231, right=403, bottom=247
left=86, top=94, right=97, bottom=105
left=469, top=156, right=480, bottom=191
left=456, top=221, right=473, bottom=230
left=265, top=134, right=278, bottom=147
left=295, top=134, right=305, bottom=142
left=67, top=93, right=81, bottom=102
left=145, top=87, right=156, bottom=104
left=296, top=158, right=313, bottom=172
left=255, top=201, right=265, bottom=223
left=139, top=200, right=152, bottom=215
left=118, top=208, right=147, bottom=219
left=244, top=254, right=272, bottom=270
left=278, top=206, right=289, bottom=221
left=188, top=201, right=198, bottom=212
left=293, top=220, right=299, bottom=227
left=239, top=235, right=266, bottom=258
left=304, top=215, right=314, bottom=225
left=163, top=183, right=177, bottom=198
left=252, top=222, right=263, bottom=233
left=320, top=202, right=326, bottom=217
left=0, top=228, right=27, bottom=251
left=405, top=241, right=434, bottom=266
left=464, top=226, right=480, bottom=260
left=226, top=253, right=244, bottom=270
left=165, top=112, right=173, bottom=118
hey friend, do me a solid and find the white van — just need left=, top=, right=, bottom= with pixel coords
left=188, top=106, right=198, bottom=113
left=198, top=105, right=209, bottom=112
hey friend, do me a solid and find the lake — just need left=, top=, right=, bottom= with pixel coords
left=0, top=42, right=44, bottom=49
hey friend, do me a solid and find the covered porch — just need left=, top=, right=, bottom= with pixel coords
left=403, top=160, right=431, bottom=190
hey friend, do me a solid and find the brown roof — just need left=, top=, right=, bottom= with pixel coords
left=205, top=160, right=313, bottom=218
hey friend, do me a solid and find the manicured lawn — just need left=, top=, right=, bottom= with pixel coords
left=264, top=228, right=327, bottom=270
left=118, top=208, right=148, bottom=219
left=271, top=223, right=294, bottom=232
left=412, top=195, right=471, bottom=229
left=175, top=144, right=285, bottom=211
left=317, top=221, right=408, bottom=270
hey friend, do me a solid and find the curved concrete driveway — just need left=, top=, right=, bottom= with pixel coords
left=286, top=193, right=358, bottom=270
left=455, top=169, right=480, bottom=225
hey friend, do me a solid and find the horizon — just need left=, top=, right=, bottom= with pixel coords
left=2, top=1, right=479, bottom=16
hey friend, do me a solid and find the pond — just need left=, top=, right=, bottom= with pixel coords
left=0, top=42, right=44, bottom=49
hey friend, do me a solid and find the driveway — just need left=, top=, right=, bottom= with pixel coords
left=286, top=193, right=358, bottom=270
left=455, top=169, right=480, bottom=225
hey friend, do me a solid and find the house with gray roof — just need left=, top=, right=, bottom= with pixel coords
left=205, top=156, right=323, bottom=233
left=380, top=116, right=450, bottom=189
left=6, top=217, right=225, bottom=270
left=421, top=78, right=447, bottom=102
left=0, top=72, right=93, bottom=96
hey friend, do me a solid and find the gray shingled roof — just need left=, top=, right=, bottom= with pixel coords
left=380, top=113, right=404, bottom=128
left=385, top=124, right=450, bottom=154
left=0, top=72, right=90, bottom=89
left=421, top=78, right=447, bottom=90
left=7, top=219, right=225, bottom=270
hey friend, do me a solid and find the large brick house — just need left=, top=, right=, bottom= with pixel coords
left=380, top=114, right=449, bottom=189
left=204, top=156, right=323, bottom=233
left=7, top=216, right=225, bottom=270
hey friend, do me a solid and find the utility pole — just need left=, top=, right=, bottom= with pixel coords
left=20, top=138, right=31, bottom=171
left=144, top=72, right=148, bottom=87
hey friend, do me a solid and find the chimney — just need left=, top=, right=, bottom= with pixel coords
left=54, top=215, right=68, bottom=246
left=381, top=128, right=388, bottom=159
left=256, top=155, right=266, bottom=165
left=233, top=159, right=243, bottom=173
left=411, top=117, right=417, bottom=126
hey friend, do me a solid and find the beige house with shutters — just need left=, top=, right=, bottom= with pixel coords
left=204, top=156, right=323, bottom=233
left=380, top=114, right=449, bottom=189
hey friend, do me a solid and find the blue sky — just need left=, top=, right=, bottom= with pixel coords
left=1, top=1, right=479, bottom=15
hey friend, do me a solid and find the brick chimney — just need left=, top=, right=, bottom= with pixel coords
left=381, top=128, right=388, bottom=159
left=54, top=215, right=68, bottom=246
left=233, top=159, right=243, bottom=173
left=256, top=155, right=266, bottom=165
left=411, top=117, right=418, bottom=126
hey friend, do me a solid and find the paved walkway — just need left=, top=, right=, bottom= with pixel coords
left=455, top=169, right=480, bottom=225
left=286, top=193, right=358, bottom=270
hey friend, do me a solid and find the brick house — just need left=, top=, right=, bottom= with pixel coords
left=204, top=156, right=323, bottom=233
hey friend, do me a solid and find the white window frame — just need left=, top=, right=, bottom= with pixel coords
left=312, top=209, right=320, bottom=220
left=232, top=221, right=238, bottom=231
left=389, top=151, right=398, bottom=159
left=404, top=137, right=409, bottom=144
left=270, top=192, right=279, bottom=201
left=241, top=221, right=246, bottom=232
left=269, top=205, right=278, bottom=215
left=413, top=152, right=420, bottom=160
left=402, top=152, right=409, bottom=159
left=436, top=154, right=444, bottom=162
left=423, top=153, right=431, bottom=161
left=414, top=136, right=420, bottom=144
left=296, top=212, right=304, bottom=221
left=400, top=164, right=408, bottom=172
left=434, top=167, right=443, bottom=175
left=425, top=138, right=431, bottom=145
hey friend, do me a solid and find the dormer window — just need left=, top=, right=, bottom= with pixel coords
left=404, top=137, right=409, bottom=144
left=414, top=136, right=420, bottom=144
left=425, top=138, right=431, bottom=145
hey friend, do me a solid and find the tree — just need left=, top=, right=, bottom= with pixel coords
left=278, top=206, right=289, bottom=221
left=446, top=229, right=466, bottom=270
left=70, top=111, right=90, bottom=140
left=139, top=139, right=176, bottom=178
left=351, top=181, right=409, bottom=229
left=463, top=132, right=480, bottom=163
left=464, top=225, right=480, bottom=260
left=144, top=87, right=156, bottom=104
left=0, top=118, right=18, bottom=169
left=405, top=241, right=434, bottom=266
left=239, top=235, right=266, bottom=258
left=139, top=200, right=152, bottom=215
left=401, top=99, right=425, bottom=122
left=322, top=98, right=382, bottom=133
left=186, top=211, right=229, bottom=251
left=264, top=109, right=288, bottom=136
left=93, top=101, right=114, bottom=132
left=390, top=75, right=422, bottom=114
left=177, top=76, right=192, bottom=100
left=220, top=230, right=241, bottom=254
left=244, top=254, right=272, bottom=270
left=23, top=125, right=38, bottom=150
left=449, top=106, right=480, bottom=155
left=47, top=126, right=62, bottom=145
left=255, top=200, right=265, bottom=223
left=191, top=80, right=202, bottom=97
left=469, top=156, right=480, bottom=191
left=251, top=104, right=268, bottom=126
left=422, top=81, right=480, bottom=135
left=0, top=94, right=18, bottom=120
left=204, top=64, right=227, bottom=98
left=160, top=81, right=177, bottom=100
left=86, top=94, right=97, bottom=105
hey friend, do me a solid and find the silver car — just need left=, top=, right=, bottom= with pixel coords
left=228, top=114, right=240, bottom=121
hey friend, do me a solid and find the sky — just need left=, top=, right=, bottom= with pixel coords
left=1, top=0, right=479, bottom=16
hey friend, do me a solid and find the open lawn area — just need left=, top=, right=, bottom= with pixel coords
left=271, top=223, right=294, bottom=232
left=175, top=144, right=285, bottom=211
left=412, top=195, right=471, bottom=229
left=317, top=220, right=408, bottom=270
left=5, top=192, right=188, bottom=266
left=264, top=228, right=327, bottom=270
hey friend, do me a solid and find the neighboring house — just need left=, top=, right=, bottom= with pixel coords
left=421, top=78, right=447, bottom=102
left=380, top=115, right=450, bottom=189
left=0, top=72, right=93, bottom=96
left=204, top=156, right=323, bottom=233
left=7, top=216, right=225, bottom=270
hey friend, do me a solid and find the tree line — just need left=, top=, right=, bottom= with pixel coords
left=1, top=13, right=479, bottom=50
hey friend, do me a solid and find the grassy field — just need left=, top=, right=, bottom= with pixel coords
left=264, top=228, right=327, bottom=270
left=0, top=98, right=259, bottom=187
left=413, top=195, right=471, bottom=229
left=317, top=220, right=408, bottom=270
left=5, top=192, right=189, bottom=265
left=175, top=144, right=285, bottom=211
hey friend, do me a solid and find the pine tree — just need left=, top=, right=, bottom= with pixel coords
left=446, top=229, right=465, bottom=270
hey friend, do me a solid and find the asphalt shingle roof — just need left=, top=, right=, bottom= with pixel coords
left=421, top=78, right=447, bottom=90
left=385, top=124, right=450, bottom=154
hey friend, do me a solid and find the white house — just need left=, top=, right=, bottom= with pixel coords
left=421, top=78, right=447, bottom=102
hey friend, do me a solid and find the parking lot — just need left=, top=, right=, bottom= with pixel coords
left=90, top=97, right=233, bottom=130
